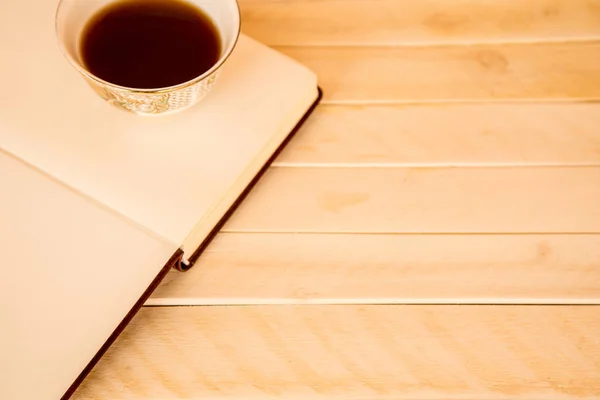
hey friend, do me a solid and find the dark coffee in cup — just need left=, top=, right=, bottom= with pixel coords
left=79, top=0, right=222, bottom=89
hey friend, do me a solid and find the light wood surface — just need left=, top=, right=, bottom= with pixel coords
left=72, top=0, right=600, bottom=398
left=74, top=306, right=600, bottom=399
left=149, top=233, right=600, bottom=304
left=239, top=0, right=600, bottom=45
left=277, top=43, right=600, bottom=103
left=274, top=104, right=600, bottom=166
left=222, top=167, right=600, bottom=233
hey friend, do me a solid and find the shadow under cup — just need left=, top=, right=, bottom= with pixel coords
left=55, top=0, right=241, bottom=115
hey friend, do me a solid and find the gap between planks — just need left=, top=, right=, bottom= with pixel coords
left=271, top=162, right=600, bottom=168
left=318, top=98, right=600, bottom=105
left=217, top=230, right=600, bottom=235
left=259, top=37, right=600, bottom=48
left=144, top=298, right=600, bottom=306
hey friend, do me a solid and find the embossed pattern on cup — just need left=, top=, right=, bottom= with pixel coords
left=85, top=69, right=221, bottom=115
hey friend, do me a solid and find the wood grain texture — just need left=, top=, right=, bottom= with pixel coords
left=239, top=0, right=600, bottom=45
left=149, top=233, right=600, bottom=304
left=274, top=104, right=600, bottom=166
left=72, top=306, right=600, bottom=400
left=222, top=167, right=600, bottom=233
left=276, top=42, right=600, bottom=102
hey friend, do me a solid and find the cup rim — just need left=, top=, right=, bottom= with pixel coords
left=55, top=0, right=241, bottom=94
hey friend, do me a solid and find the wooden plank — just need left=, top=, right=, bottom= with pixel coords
left=72, top=305, right=600, bottom=399
left=275, top=42, right=600, bottom=102
left=222, top=167, right=600, bottom=233
left=275, top=104, right=600, bottom=166
left=239, top=0, right=600, bottom=46
left=149, top=233, right=600, bottom=304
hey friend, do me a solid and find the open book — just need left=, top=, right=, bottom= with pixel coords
left=0, top=1, right=321, bottom=399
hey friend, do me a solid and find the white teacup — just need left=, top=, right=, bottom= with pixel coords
left=55, top=0, right=241, bottom=115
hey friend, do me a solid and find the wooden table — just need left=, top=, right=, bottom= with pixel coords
left=73, top=1, right=600, bottom=399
